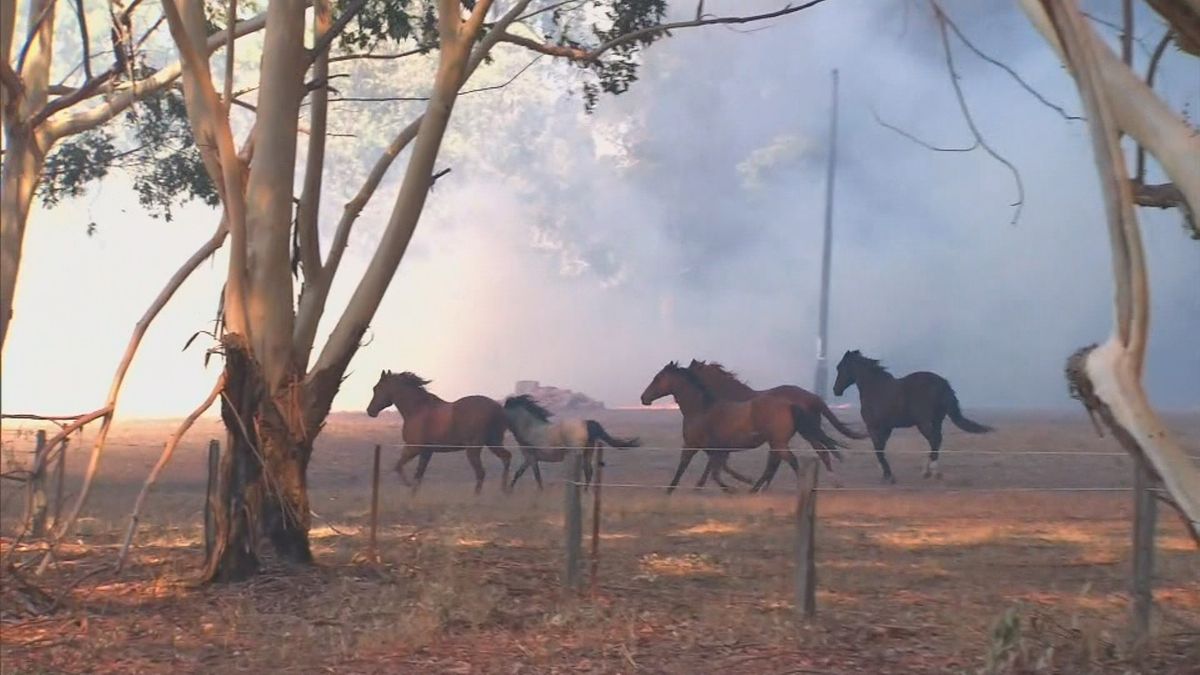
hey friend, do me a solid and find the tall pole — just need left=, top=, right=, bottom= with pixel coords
left=813, top=69, right=839, bottom=398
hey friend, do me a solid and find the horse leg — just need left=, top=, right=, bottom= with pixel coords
left=531, top=459, right=545, bottom=491
left=466, top=447, right=486, bottom=495
left=919, top=417, right=945, bottom=480
left=510, top=452, right=533, bottom=491
left=707, top=452, right=736, bottom=493
left=582, top=448, right=594, bottom=492
left=411, top=450, right=434, bottom=495
left=487, top=445, right=512, bottom=494
left=870, top=427, right=896, bottom=484
left=394, top=446, right=423, bottom=487
left=719, top=459, right=755, bottom=485
left=751, top=450, right=783, bottom=493
left=801, top=431, right=843, bottom=488
left=667, top=448, right=700, bottom=495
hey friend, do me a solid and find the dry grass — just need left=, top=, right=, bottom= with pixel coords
left=1, top=410, right=1198, bottom=673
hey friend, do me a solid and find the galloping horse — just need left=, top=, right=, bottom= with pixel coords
left=687, top=360, right=865, bottom=488
left=367, top=370, right=513, bottom=494
left=833, top=350, right=993, bottom=483
left=640, top=362, right=812, bottom=493
left=503, top=395, right=640, bottom=491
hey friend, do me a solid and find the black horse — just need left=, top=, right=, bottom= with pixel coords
left=833, top=350, right=992, bottom=483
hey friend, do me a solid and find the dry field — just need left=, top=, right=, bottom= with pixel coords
left=2, top=408, right=1198, bottom=674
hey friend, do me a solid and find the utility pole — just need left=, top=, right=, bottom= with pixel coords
left=813, top=69, right=839, bottom=398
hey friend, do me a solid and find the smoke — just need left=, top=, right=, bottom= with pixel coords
left=4, top=1, right=1196, bottom=418
left=338, top=0, right=1199, bottom=411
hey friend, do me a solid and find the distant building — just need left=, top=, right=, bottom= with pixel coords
left=510, top=380, right=605, bottom=413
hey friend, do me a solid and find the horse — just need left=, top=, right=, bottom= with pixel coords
left=687, top=359, right=865, bottom=489
left=366, top=370, right=514, bottom=494
left=640, top=361, right=814, bottom=493
left=832, top=350, right=993, bottom=483
left=502, top=395, right=640, bottom=491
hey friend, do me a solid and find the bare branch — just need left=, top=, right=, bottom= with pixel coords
left=115, top=373, right=225, bottom=573
left=871, top=107, right=979, bottom=152
left=933, top=4, right=1025, bottom=225
left=1134, top=30, right=1174, bottom=183
left=297, top=0, right=332, bottom=281
left=16, top=1, right=56, bottom=75
left=935, top=2, right=1083, bottom=122
left=0, top=60, right=22, bottom=100
left=1027, top=0, right=1200, bottom=540
left=73, top=0, right=93, bottom=80
left=223, top=0, right=237, bottom=113
left=328, top=47, right=425, bottom=64
left=499, top=0, right=833, bottom=62
left=327, top=54, right=543, bottom=105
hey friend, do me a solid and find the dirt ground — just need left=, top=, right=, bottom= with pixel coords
left=1, top=408, right=1198, bottom=674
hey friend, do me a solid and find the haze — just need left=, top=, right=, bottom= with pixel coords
left=3, top=0, right=1197, bottom=419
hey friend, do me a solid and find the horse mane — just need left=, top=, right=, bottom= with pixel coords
left=390, top=370, right=433, bottom=392
left=848, top=351, right=890, bottom=376
left=664, top=361, right=714, bottom=404
left=688, top=359, right=755, bottom=394
left=504, top=394, right=552, bottom=423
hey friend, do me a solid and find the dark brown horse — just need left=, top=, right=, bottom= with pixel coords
left=367, top=370, right=513, bottom=494
left=640, top=362, right=812, bottom=493
left=687, top=359, right=866, bottom=488
left=833, top=350, right=992, bottom=483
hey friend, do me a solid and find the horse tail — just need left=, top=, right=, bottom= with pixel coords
left=791, top=405, right=846, bottom=460
left=820, top=402, right=868, bottom=440
left=943, top=387, right=992, bottom=433
left=585, top=420, right=640, bottom=448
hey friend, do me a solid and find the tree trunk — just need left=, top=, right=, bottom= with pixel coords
left=0, top=131, right=47, bottom=358
left=205, top=336, right=314, bottom=582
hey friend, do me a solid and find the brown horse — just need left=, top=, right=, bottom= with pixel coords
left=367, top=370, right=513, bottom=494
left=687, top=359, right=866, bottom=488
left=640, top=362, right=812, bottom=493
left=833, top=350, right=992, bottom=483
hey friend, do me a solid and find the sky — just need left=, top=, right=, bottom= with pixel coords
left=2, top=0, right=1198, bottom=420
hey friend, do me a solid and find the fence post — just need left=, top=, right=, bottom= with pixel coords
left=794, top=455, right=818, bottom=620
left=25, top=430, right=49, bottom=537
left=564, top=448, right=583, bottom=591
left=366, top=444, right=382, bottom=562
left=52, top=436, right=68, bottom=529
left=204, top=440, right=220, bottom=560
left=1131, top=459, right=1157, bottom=646
left=590, top=446, right=604, bottom=593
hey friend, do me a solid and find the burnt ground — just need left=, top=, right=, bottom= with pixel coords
left=1, top=408, right=1198, bottom=674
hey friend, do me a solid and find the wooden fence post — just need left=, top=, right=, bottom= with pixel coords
left=204, top=440, right=220, bottom=560
left=52, top=437, right=67, bottom=529
left=25, top=430, right=49, bottom=537
left=564, top=448, right=583, bottom=591
left=794, top=456, right=818, bottom=620
left=590, top=446, right=604, bottom=593
left=1132, top=460, right=1157, bottom=646
left=367, top=444, right=382, bottom=562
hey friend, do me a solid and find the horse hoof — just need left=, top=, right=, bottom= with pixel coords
left=883, top=475, right=896, bottom=485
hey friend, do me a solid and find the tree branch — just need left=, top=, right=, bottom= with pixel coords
left=327, top=54, right=543, bottom=104
left=44, top=9, right=271, bottom=140
left=73, top=0, right=93, bottom=80
left=297, top=0, right=332, bottom=284
left=115, top=373, right=225, bottom=573
left=934, top=1, right=1082, bottom=122
left=1026, top=0, right=1200, bottom=541
left=872, top=106, right=979, bottom=152
left=1134, top=30, right=1174, bottom=184
left=933, top=3, right=1024, bottom=225
left=498, top=0, right=833, bottom=62
left=328, top=47, right=425, bottom=63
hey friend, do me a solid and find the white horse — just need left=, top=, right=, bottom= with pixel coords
left=503, top=395, right=640, bottom=491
